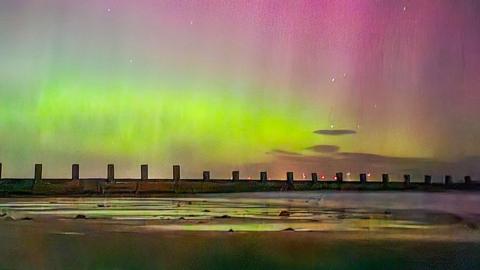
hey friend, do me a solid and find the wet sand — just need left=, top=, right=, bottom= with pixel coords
left=0, top=191, right=479, bottom=269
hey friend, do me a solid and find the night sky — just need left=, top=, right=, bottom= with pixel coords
left=0, top=0, right=479, bottom=179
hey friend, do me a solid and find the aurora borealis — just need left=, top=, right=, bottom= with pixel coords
left=0, top=0, right=479, bottom=179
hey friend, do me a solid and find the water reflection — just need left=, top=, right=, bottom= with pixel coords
left=0, top=192, right=479, bottom=269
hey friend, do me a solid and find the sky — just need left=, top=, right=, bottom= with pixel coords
left=0, top=0, right=479, bottom=180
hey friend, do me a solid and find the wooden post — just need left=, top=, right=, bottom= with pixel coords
left=72, top=164, right=79, bottom=180
left=444, top=175, right=452, bottom=185
left=403, top=174, right=411, bottom=185
left=203, top=171, right=210, bottom=181
left=286, top=172, right=294, bottom=185
left=311, top=173, right=318, bottom=183
left=0, top=163, right=2, bottom=180
left=107, top=164, right=114, bottom=182
left=336, top=172, right=343, bottom=183
left=424, top=175, right=432, bottom=185
left=141, top=164, right=148, bottom=180
left=382, top=174, right=389, bottom=184
left=360, top=173, right=367, bottom=184
left=260, top=171, right=267, bottom=182
left=465, top=176, right=472, bottom=185
left=34, top=164, right=42, bottom=183
left=173, top=165, right=180, bottom=182
left=232, top=171, right=239, bottom=181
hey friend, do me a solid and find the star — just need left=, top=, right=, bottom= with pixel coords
left=331, top=77, right=335, bottom=83
left=403, top=6, right=407, bottom=12
left=106, top=8, right=111, bottom=12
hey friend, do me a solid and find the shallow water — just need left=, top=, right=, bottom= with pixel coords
left=0, top=191, right=479, bottom=269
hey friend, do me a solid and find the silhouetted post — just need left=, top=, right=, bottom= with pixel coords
left=141, top=164, right=148, bottom=180
left=360, top=173, right=367, bottom=184
left=0, top=163, right=2, bottom=180
left=444, top=175, right=452, bottom=186
left=173, top=165, right=180, bottom=182
left=203, top=171, right=210, bottom=181
left=34, top=164, right=42, bottom=183
left=403, top=174, right=411, bottom=185
left=424, top=175, right=432, bottom=185
left=72, top=164, right=79, bottom=180
left=107, top=164, right=115, bottom=182
left=232, top=171, right=239, bottom=181
left=336, top=172, right=343, bottom=183
left=465, top=176, right=472, bottom=185
left=260, top=171, right=267, bottom=182
left=286, top=172, right=294, bottom=185
left=311, top=173, right=318, bottom=183
left=382, top=174, right=389, bottom=184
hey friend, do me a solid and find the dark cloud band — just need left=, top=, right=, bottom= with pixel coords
left=306, top=145, right=340, bottom=153
left=314, top=129, right=357, bottom=135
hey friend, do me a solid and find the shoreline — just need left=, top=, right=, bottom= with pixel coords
left=1, top=178, right=479, bottom=197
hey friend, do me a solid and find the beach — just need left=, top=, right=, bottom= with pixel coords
left=0, top=191, right=479, bottom=269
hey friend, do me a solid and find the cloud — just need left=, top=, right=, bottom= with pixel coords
left=267, top=149, right=302, bottom=156
left=306, top=145, right=340, bottom=153
left=334, top=152, right=434, bottom=164
left=246, top=151, right=472, bottom=180
left=314, top=129, right=357, bottom=135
